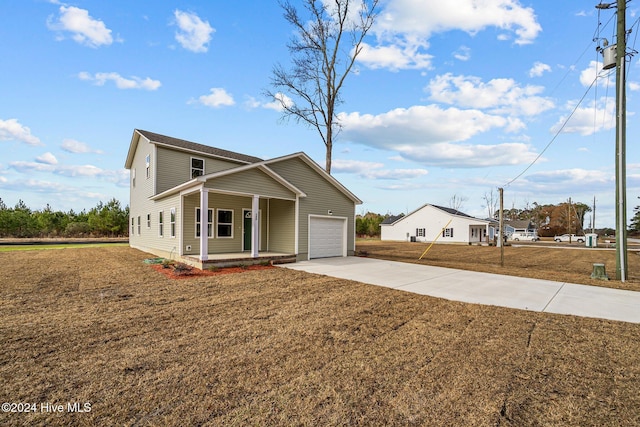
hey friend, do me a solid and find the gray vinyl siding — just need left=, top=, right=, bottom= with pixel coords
left=182, top=193, right=270, bottom=256
left=267, top=157, right=356, bottom=260
left=156, top=147, right=244, bottom=194
left=204, top=168, right=296, bottom=200
left=268, top=198, right=295, bottom=253
left=128, top=136, right=156, bottom=251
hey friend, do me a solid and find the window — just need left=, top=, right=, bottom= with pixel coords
left=416, top=228, right=426, bottom=237
left=158, top=211, right=164, bottom=237
left=132, top=168, right=136, bottom=187
left=195, top=208, right=214, bottom=238
left=191, top=157, right=204, bottom=179
left=146, top=214, right=151, bottom=229
left=131, top=217, right=134, bottom=235
left=170, top=208, right=176, bottom=238
left=443, top=228, right=454, bottom=238
left=145, top=154, right=151, bottom=179
left=217, top=209, right=233, bottom=238
left=137, top=216, right=141, bottom=235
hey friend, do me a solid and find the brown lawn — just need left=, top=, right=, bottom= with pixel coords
left=1, top=246, right=639, bottom=426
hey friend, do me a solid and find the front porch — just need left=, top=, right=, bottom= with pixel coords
left=180, top=251, right=297, bottom=270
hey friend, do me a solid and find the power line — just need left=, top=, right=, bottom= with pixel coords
left=503, top=75, right=599, bottom=188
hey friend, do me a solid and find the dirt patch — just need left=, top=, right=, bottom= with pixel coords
left=150, top=263, right=275, bottom=280
left=1, top=246, right=639, bottom=426
left=357, top=240, right=640, bottom=291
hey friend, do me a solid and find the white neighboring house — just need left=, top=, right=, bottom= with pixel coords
left=380, top=204, right=494, bottom=244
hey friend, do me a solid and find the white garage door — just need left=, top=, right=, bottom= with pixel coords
left=309, top=216, right=346, bottom=259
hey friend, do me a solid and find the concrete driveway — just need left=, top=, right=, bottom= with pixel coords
left=282, top=256, right=640, bottom=324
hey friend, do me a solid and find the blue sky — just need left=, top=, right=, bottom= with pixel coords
left=1, top=0, right=639, bottom=228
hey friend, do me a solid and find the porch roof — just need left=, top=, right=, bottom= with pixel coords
left=149, top=162, right=306, bottom=201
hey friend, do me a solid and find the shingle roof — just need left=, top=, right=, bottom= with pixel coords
left=381, top=214, right=404, bottom=225
left=431, top=204, right=474, bottom=218
left=136, top=129, right=263, bottom=164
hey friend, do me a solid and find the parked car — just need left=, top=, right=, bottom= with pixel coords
left=554, top=234, right=586, bottom=243
left=509, top=231, right=540, bottom=241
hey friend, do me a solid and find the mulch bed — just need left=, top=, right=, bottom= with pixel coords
left=150, top=263, right=274, bottom=280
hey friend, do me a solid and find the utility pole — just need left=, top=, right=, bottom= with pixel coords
left=597, top=0, right=628, bottom=281
left=498, top=187, right=504, bottom=267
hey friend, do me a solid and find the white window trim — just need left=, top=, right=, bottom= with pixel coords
left=170, top=208, right=176, bottom=238
left=216, top=208, right=234, bottom=239
left=146, top=213, right=151, bottom=229
left=145, top=154, right=151, bottom=179
left=137, top=216, right=141, bottom=235
left=190, top=157, right=204, bottom=179
left=158, top=210, right=164, bottom=237
left=195, top=207, right=214, bottom=238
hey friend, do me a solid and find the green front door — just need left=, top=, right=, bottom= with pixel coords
left=243, top=211, right=252, bottom=251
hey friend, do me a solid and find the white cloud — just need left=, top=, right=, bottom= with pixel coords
left=78, top=72, right=161, bottom=90
left=426, top=73, right=555, bottom=117
left=551, top=96, right=616, bottom=136
left=174, top=10, right=214, bottom=53
left=361, top=0, right=542, bottom=70
left=337, top=105, right=540, bottom=167
left=263, top=92, right=294, bottom=111
left=9, top=161, right=128, bottom=186
left=376, top=0, right=542, bottom=44
left=524, top=169, right=613, bottom=191
left=61, top=138, right=103, bottom=154
left=47, top=6, right=113, bottom=48
left=581, top=60, right=605, bottom=87
left=332, top=159, right=429, bottom=179
left=358, top=41, right=433, bottom=71
left=0, top=118, right=42, bottom=146
left=190, top=88, right=235, bottom=108
left=453, top=46, right=471, bottom=61
left=36, top=152, right=58, bottom=165
left=529, top=61, right=551, bottom=77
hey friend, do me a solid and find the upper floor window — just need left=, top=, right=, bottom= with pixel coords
left=191, top=157, right=204, bottom=179
left=145, top=154, right=151, bottom=179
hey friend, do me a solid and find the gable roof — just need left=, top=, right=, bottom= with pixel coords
left=382, top=203, right=488, bottom=226
left=125, top=129, right=262, bottom=168
left=263, top=152, right=363, bottom=205
left=430, top=204, right=475, bottom=218
left=128, top=129, right=361, bottom=205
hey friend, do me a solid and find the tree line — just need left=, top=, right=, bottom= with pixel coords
left=0, top=198, right=129, bottom=238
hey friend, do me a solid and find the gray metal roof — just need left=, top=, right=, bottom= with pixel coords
left=136, top=129, right=263, bottom=164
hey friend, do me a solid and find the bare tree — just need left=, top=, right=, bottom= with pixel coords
left=482, top=189, right=498, bottom=219
left=449, top=194, right=468, bottom=212
left=267, top=0, right=378, bottom=173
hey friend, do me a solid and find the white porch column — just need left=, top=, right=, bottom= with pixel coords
left=251, top=195, right=259, bottom=258
left=200, top=189, right=208, bottom=261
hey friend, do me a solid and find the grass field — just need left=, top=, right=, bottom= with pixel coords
left=1, top=246, right=639, bottom=426
left=0, top=242, right=129, bottom=252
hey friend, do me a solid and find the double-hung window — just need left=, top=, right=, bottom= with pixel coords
left=191, top=157, right=204, bottom=179
left=195, top=208, right=214, bottom=238
left=416, top=228, right=426, bottom=237
left=145, top=154, right=151, bottom=179
left=170, top=208, right=176, bottom=238
left=158, top=211, right=164, bottom=237
left=217, top=209, right=233, bottom=238
left=443, top=228, right=454, bottom=238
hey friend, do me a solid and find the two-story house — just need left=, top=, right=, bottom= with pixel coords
left=124, top=129, right=361, bottom=268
